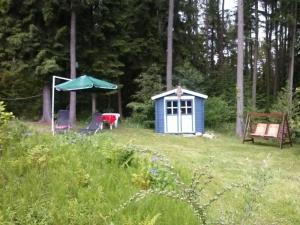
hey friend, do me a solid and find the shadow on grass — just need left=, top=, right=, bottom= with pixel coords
left=243, top=139, right=300, bottom=155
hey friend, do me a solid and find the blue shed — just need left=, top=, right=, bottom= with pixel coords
left=151, top=87, right=208, bottom=134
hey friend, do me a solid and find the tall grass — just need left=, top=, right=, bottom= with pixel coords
left=0, top=129, right=200, bottom=224
left=1, top=122, right=300, bottom=224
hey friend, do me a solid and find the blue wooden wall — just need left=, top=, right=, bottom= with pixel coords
left=195, top=97, right=205, bottom=133
left=154, top=98, right=164, bottom=133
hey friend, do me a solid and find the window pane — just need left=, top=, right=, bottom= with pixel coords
left=173, top=108, right=178, bottom=114
left=181, top=108, right=186, bottom=114
left=167, top=108, right=172, bottom=114
left=181, top=100, right=186, bottom=106
left=187, top=108, right=192, bottom=114
left=167, top=101, right=171, bottom=107
left=173, top=101, right=178, bottom=107
left=187, top=100, right=192, bottom=106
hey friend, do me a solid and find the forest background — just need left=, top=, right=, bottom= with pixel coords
left=0, top=0, right=299, bottom=134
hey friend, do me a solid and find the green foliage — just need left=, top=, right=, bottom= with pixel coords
left=139, top=213, right=161, bottom=225
left=271, top=87, right=300, bottom=138
left=131, top=151, right=177, bottom=190
left=0, top=101, right=15, bottom=154
left=174, top=61, right=205, bottom=92
left=205, top=97, right=234, bottom=128
left=127, top=64, right=163, bottom=128
left=102, top=142, right=136, bottom=168
left=0, top=101, right=14, bottom=125
left=123, top=213, right=161, bottom=225
left=26, top=145, right=50, bottom=168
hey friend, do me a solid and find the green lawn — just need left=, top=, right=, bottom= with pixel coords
left=110, top=126, right=300, bottom=224
left=1, top=123, right=300, bottom=224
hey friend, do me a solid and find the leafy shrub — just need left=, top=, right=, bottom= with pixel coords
left=271, top=86, right=300, bottom=140
left=127, top=64, right=163, bottom=128
left=0, top=120, right=30, bottom=156
left=174, top=61, right=205, bottom=93
left=75, top=169, right=90, bottom=187
left=0, top=101, right=14, bottom=125
left=0, top=101, right=15, bottom=154
left=205, top=96, right=234, bottom=128
left=26, top=145, right=50, bottom=168
left=102, top=144, right=136, bottom=168
left=131, top=154, right=176, bottom=190
left=131, top=166, right=151, bottom=190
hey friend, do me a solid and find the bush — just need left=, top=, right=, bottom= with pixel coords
left=0, top=101, right=16, bottom=155
left=174, top=61, right=205, bottom=93
left=271, top=87, right=300, bottom=140
left=205, top=97, right=234, bottom=128
left=0, top=101, right=14, bottom=126
left=127, top=64, right=163, bottom=128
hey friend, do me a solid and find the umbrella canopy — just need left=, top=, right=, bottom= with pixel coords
left=55, top=75, right=118, bottom=91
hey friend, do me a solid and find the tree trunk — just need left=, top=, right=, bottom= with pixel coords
left=279, top=14, right=284, bottom=87
left=274, top=19, right=279, bottom=97
left=204, top=0, right=210, bottom=72
left=236, top=0, right=244, bottom=137
left=118, top=88, right=123, bottom=119
left=70, top=10, right=77, bottom=126
left=244, top=38, right=249, bottom=78
left=217, top=0, right=224, bottom=66
left=166, top=0, right=174, bottom=90
left=264, top=4, right=271, bottom=109
left=40, top=84, right=51, bottom=123
left=252, top=0, right=258, bottom=110
left=91, top=93, right=96, bottom=114
left=288, top=2, right=297, bottom=108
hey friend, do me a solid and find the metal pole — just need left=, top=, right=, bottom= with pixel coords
left=52, top=76, right=72, bottom=135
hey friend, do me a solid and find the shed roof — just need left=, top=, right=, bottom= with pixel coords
left=151, top=88, right=208, bottom=100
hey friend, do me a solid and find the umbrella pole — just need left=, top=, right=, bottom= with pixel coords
left=52, top=76, right=55, bottom=135
left=92, top=93, right=97, bottom=114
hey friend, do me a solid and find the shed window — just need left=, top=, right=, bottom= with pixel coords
left=181, top=100, right=192, bottom=115
left=166, top=100, right=178, bottom=115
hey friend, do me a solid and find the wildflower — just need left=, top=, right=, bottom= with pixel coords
left=149, top=168, right=157, bottom=176
left=151, top=155, right=158, bottom=162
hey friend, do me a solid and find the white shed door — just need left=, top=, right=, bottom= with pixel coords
left=166, top=100, right=178, bottom=133
left=180, top=100, right=193, bottom=133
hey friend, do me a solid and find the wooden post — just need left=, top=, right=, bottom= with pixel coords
left=279, top=113, right=285, bottom=149
left=285, top=114, right=293, bottom=147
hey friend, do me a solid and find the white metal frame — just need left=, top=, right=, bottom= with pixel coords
left=52, top=76, right=71, bottom=135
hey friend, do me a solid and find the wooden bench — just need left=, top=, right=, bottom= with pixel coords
left=243, top=112, right=292, bottom=149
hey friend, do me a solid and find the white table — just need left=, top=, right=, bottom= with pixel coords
left=100, top=113, right=120, bottom=129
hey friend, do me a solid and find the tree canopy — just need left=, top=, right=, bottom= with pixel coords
left=0, top=0, right=299, bottom=127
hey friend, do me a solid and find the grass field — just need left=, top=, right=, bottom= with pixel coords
left=110, top=126, right=300, bottom=222
left=1, top=122, right=300, bottom=224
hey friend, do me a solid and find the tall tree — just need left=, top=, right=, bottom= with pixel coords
left=236, top=0, right=244, bottom=137
left=166, top=0, right=174, bottom=90
left=69, top=5, right=77, bottom=126
left=288, top=1, right=297, bottom=108
left=252, top=0, right=258, bottom=110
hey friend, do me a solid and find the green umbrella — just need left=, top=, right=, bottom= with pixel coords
left=55, top=75, right=117, bottom=91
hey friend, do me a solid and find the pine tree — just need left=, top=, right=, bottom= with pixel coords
left=236, top=0, right=244, bottom=137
